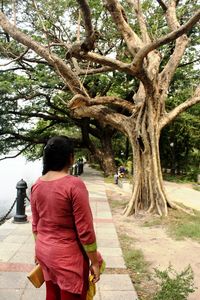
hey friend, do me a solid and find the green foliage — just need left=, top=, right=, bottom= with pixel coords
left=153, top=265, right=195, bottom=300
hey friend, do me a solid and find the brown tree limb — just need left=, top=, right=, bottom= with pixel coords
left=6, top=110, right=68, bottom=123
left=104, top=0, right=143, bottom=56
left=156, top=0, right=167, bottom=11
left=126, top=0, right=151, bottom=44
left=76, top=0, right=93, bottom=37
left=70, top=102, right=128, bottom=134
left=68, top=94, right=136, bottom=113
left=159, top=85, right=200, bottom=130
left=75, top=51, right=135, bottom=75
left=77, top=66, right=114, bottom=75
left=131, top=9, right=200, bottom=72
left=160, top=1, right=189, bottom=89
left=0, top=48, right=29, bottom=67
left=88, top=96, right=135, bottom=112
left=0, top=145, right=31, bottom=161
left=0, top=11, right=88, bottom=96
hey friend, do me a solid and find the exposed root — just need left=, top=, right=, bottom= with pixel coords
left=167, top=199, right=195, bottom=216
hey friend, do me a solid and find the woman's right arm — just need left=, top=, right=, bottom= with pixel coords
left=71, top=180, right=100, bottom=282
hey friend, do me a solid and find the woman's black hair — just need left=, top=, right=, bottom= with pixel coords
left=42, top=136, right=74, bottom=175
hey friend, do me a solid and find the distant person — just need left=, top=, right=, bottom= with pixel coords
left=118, top=165, right=126, bottom=178
left=31, top=136, right=103, bottom=300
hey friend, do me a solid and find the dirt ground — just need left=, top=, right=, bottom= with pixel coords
left=106, top=184, right=200, bottom=300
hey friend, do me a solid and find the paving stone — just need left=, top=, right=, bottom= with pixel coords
left=9, top=251, right=34, bottom=264
left=96, top=212, right=113, bottom=219
left=102, top=255, right=126, bottom=269
left=0, top=272, right=27, bottom=289
left=98, top=274, right=134, bottom=291
left=0, top=243, right=21, bottom=262
left=100, top=291, right=139, bottom=300
left=3, top=234, right=30, bottom=244
left=22, top=285, right=45, bottom=299
left=97, top=238, right=120, bottom=248
left=0, top=289, right=22, bottom=300
left=98, top=247, right=123, bottom=256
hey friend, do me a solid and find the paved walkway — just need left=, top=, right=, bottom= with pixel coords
left=0, top=166, right=138, bottom=300
left=121, top=180, right=200, bottom=211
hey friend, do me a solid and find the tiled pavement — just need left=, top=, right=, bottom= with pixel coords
left=0, top=165, right=138, bottom=300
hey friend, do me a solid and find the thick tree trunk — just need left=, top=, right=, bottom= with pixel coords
left=124, top=131, right=169, bottom=216
left=124, top=101, right=170, bottom=216
left=100, top=132, right=116, bottom=176
left=81, top=120, right=116, bottom=176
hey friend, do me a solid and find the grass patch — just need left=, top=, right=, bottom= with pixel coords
left=104, top=176, right=114, bottom=183
left=109, top=199, right=128, bottom=209
left=163, top=173, right=195, bottom=183
left=118, top=233, right=154, bottom=300
left=142, top=209, right=200, bottom=242
left=193, top=184, right=200, bottom=192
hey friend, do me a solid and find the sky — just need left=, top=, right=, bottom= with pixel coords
left=0, top=156, right=42, bottom=218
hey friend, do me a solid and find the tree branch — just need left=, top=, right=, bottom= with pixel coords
left=160, top=1, right=189, bottom=89
left=70, top=103, right=128, bottom=134
left=69, top=94, right=136, bottom=113
left=76, top=0, right=93, bottom=37
left=0, top=144, right=31, bottom=161
left=131, top=9, right=200, bottom=72
left=156, top=0, right=167, bottom=11
left=104, top=0, right=143, bottom=56
left=73, top=51, right=135, bottom=75
left=6, top=110, right=68, bottom=123
left=159, top=85, right=200, bottom=130
left=126, top=0, right=151, bottom=44
left=77, top=66, right=114, bottom=75
left=0, top=11, right=88, bottom=96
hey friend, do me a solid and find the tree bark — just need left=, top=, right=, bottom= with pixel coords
left=81, top=120, right=116, bottom=176
left=124, top=100, right=169, bottom=216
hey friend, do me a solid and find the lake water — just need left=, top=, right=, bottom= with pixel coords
left=0, top=156, right=42, bottom=218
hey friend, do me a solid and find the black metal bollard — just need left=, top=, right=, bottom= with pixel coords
left=74, top=163, right=78, bottom=176
left=13, top=179, right=28, bottom=223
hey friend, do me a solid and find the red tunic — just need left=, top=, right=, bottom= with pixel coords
left=30, top=175, right=97, bottom=294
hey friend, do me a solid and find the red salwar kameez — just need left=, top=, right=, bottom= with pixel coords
left=31, top=175, right=97, bottom=300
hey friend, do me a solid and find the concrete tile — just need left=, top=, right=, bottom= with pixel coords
left=0, top=289, right=22, bottom=299
left=9, top=251, right=34, bottom=264
left=102, top=255, right=126, bottom=268
left=96, top=232, right=118, bottom=240
left=96, top=227, right=117, bottom=234
left=98, top=247, right=123, bottom=256
left=0, top=272, right=27, bottom=289
left=0, top=223, right=18, bottom=230
left=0, top=243, right=21, bottom=262
left=19, top=243, right=35, bottom=252
left=22, top=286, right=45, bottom=299
left=3, top=234, right=30, bottom=244
left=96, top=212, right=113, bottom=219
left=98, top=274, right=134, bottom=291
left=97, top=238, right=120, bottom=248
left=100, top=291, right=138, bottom=300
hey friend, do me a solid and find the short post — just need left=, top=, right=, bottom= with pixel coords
left=74, top=163, right=78, bottom=176
left=13, top=179, right=28, bottom=223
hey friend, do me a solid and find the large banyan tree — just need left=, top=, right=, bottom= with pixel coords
left=0, top=0, right=199, bottom=216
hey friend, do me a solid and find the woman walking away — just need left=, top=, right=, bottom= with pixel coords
left=31, top=136, right=102, bottom=300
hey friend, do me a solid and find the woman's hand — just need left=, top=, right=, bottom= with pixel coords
left=90, top=262, right=100, bottom=283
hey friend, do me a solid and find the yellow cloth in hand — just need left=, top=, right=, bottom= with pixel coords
left=86, top=275, right=96, bottom=300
